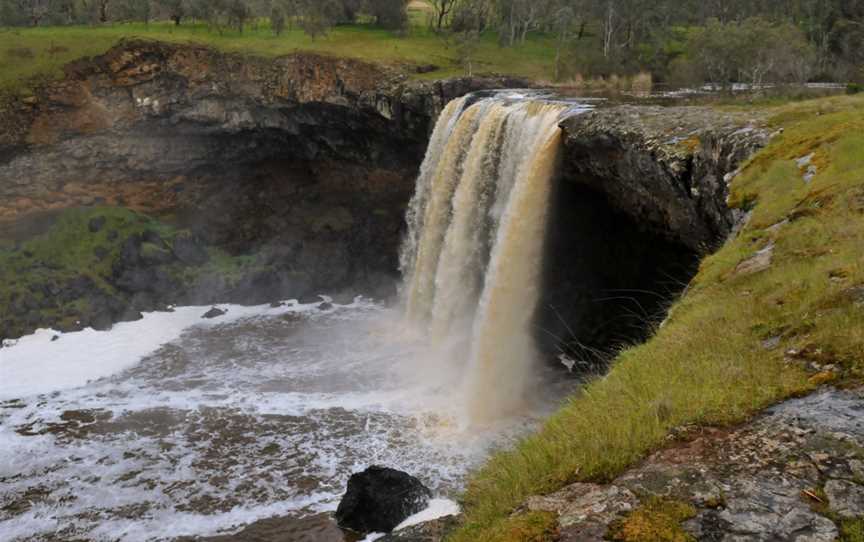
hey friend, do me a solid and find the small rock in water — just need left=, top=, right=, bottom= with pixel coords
left=335, top=466, right=432, bottom=534
left=298, top=294, right=323, bottom=304
left=318, top=302, right=334, bottom=311
left=270, top=301, right=286, bottom=308
left=202, top=307, right=227, bottom=319
left=51, top=335, right=60, bottom=342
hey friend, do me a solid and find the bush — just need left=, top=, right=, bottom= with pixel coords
left=847, top=83, right=863, bottom=95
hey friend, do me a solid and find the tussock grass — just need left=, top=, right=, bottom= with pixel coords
left=450, top=94, right=864, bottom=541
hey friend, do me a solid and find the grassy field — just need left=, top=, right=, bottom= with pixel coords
left=0, top=9, right=558, bottom=96
left=450, top=93, right=864, bottom=541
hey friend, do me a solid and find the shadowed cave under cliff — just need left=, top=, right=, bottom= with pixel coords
left=165, top=121, right=704, bottom=370
left=169, top=119, right=705, bottom=368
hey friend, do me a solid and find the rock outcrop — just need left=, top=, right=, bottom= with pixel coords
left=560, top=105, right=769, bottom=252
left=524, top=388, right=864, bottom=541
left=541, top=106, right=769, bottom=362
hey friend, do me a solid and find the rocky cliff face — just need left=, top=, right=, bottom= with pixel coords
left=539, top=105, right=769, bottom=361
left=0, top=39, right=768, bottom=343
left=0, top=40, right=524, bottom=339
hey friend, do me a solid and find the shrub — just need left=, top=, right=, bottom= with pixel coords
left=847, top=83, right=863, bottom=95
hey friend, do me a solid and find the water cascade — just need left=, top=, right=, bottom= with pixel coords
left=400, top=93, right=583, bottom=424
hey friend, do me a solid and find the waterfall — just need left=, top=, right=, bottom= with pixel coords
left=399, top=93, right=578, bottom=424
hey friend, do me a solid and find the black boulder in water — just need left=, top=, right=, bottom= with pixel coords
left=202, top=307, right=227, bottom=319
left=335, top=466, right=432, bottom=533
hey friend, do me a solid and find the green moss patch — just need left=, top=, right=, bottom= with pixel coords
left=0, top=206, right=264, bottom=339
left=608, top=498, right=697, bottom=542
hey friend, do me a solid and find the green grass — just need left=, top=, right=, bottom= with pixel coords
left=0, top=14, right=558, bottom=96
left=0, top=206, right=265, bottom=338
left=841, top=518, right=864, bottom=542
left=450, top=94, right=864, bottom=541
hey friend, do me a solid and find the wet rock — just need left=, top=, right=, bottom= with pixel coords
left=331, top=292, right=358, bottom=305
left=139, top=241, right=175, bottom=266
left=172, top=232, right=209, bottom=266
left=183, top=512, right=346, bottom=542
left=712, top=479, right=837, bottom=541
left=528, top=483, right=637, bottom=536
left=117, top=307, right=144, bottom=323
left=561, top=106, right=769, bottom=252
left=381, top=514, right=460, bottom=541
left=335, top=466, right=432, bottom=534
left=825, top=480, right=864, bottom=519
left=88, top=215, right=107, bottom=233
left=202, top=307, right=227, bottom=319
left=318, top=302, right=334, bottom=311
left=90, top=311, right=114, bottom=331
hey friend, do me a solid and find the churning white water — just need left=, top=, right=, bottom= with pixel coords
left=0, top=92, right=586, bottom=541
left=401, top=93, right=589, bottom=423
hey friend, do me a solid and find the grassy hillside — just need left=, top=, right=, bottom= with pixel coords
left=0, top=14, right=557, bottom=96
left=450, top=93, right=864, bottom=541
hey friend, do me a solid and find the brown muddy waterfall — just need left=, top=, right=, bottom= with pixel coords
left=400, top=94, right=584, bottom=423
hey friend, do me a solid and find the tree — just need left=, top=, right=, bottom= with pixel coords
left=296, top=0, right=341, bottom=38
left=227, top=0, right=249, bottom=32
left=425, top=0, right=459, bottom=31
left=368, top=0, right=408, bottom=31
left=454, top=27, right=479, bottom=74
left=116, top=0, right=151, bottom=23
left=553, top=5, right=575, bottom=80
left=156, top=0, right=184, bottom=25
left=683, top=17, right=816, bottom=89
left=450, top=0, right=490, bottom=32
left=271, top=3, right=286, bottom=34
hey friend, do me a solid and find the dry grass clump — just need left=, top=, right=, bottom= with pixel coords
left=449, top=94, right=864, bottom=542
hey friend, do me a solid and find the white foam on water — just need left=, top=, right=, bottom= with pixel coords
left=0, top=299, right=335, bottom=401
left=0, top=298, right=569, bottom=541
left=395, top=498, right=461, bottom=530
left=358, top=499, right=460, bottom=542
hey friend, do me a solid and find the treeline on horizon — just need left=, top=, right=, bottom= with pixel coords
left=1, top=0, right=862, bottom=85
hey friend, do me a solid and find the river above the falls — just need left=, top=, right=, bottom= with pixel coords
left=0, top=298, right=575, bottom=541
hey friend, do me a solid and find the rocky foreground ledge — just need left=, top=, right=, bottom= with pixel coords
left=521, top=387, right=864, bottom=541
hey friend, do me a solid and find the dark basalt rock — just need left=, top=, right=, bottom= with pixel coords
left=560, top=106, right=770, bottom=252
left=172, top=232, right=209, bottom=266
left=201, top=307, right=226, bottom=319
left=335, top=466, right=432, bottom=534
